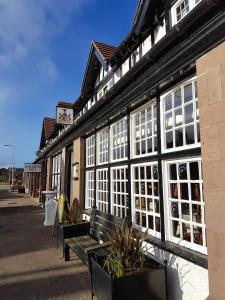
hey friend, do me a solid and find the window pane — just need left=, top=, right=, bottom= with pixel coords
left=132, top=163, right=160, bottom=236
left=167, top=159, right=206, bottom=251
left=162, top=79, right=199, bottom=151
left=132, top=103, right=157, bottom=157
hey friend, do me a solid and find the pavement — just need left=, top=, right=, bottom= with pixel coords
left=0, top=186, right=92, bottom=300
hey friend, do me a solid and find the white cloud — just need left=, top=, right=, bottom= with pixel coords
left=38, top=57, right=58, bottom=80
left=0, top=0, right=91, bottom=70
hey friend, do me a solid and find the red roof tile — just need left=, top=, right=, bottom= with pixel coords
left=57, top=101, right=74, bottom=109
left=93, top=41, right=117, bottom=62
left=43, top=118, right=56, bottom=140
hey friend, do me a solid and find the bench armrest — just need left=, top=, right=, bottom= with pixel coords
left=61, top=222, right=90, bottom=239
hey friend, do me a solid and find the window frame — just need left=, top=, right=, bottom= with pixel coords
left=96, top=127, right=109, bottom=165
left=160, top=76, right=200, bottom=153
left=111, top=165, right=129, bottom=218
left=110, top=116, right=128, bottom=163
left=163, top=157, right=207, bottom=254
left=85, top=170, right=95, bottom=209
left=86, top=135, right=95, bottom=167
left=51, top=153, right=62, bottom=198
left=131, top=161, right=161, bottom=239
left=171, top=0, right=203, bottom=26
left=96, top=168, right=109, bottom=213
left=130, top=101, right=158, bottom=159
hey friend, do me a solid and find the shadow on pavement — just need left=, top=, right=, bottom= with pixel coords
left=0, top=271, right=91, bottom=300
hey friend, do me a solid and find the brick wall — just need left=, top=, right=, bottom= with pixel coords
left=197, top=41, right=225, bottom=300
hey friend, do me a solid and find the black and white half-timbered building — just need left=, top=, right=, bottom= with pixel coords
left=29, top=0, right=225, bottom=299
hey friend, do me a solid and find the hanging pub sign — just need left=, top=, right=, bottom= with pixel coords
left=24, top=163, right=42, bottom=173
left=56, top=106, right=74, bottom=125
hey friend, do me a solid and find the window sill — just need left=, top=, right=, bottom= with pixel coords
left=145, top=235, right=208, bottom=269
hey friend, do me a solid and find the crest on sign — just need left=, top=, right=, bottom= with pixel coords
left=56, top=107, right=73, bottom=125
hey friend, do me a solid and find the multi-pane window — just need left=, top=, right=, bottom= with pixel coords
left=110, top=117, right=128, bottom=161
left=131, top=163, right=160, bottom=237
left=131, top=102, right=157, bottom=158
left=111, top=166, right=128, bottom=218
left=86, top=135, right=95, bottom=167
left=176, top=0, right=189, bottom=22
left=96, top=169, right=108, bottom=212
left=97, top=128, right=109, bottom=164
left=165, top=158, right=206, bottom=253
left=52, top=153, right=61, bottom=197
left=172, top=0, right=202, bottom=25
left=85, top=170, right=95, bottom=208
left=162, top=78, right=200, bottom=151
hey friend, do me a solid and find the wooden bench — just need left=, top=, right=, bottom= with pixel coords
left=64, top=209, right=124, bottom=266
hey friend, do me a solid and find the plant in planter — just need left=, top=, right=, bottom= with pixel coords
left=89, top=219, right=167, bottom=300
left=57, top=196, right=89, bottom=251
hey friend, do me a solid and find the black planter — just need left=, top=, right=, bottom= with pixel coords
left=89, top=255, right=166, bottom=300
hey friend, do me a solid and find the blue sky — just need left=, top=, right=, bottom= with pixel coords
left=0, top=0, right=138, bottom=168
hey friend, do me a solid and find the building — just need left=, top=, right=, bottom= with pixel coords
left=29, top=0, right=225, bottom=299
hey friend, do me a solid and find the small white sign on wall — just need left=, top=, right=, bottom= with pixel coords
left=56, top=107, right=74, bottom=125
left=24, top=163, right=41, bottom=173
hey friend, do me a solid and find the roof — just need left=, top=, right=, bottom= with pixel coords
left=57, top=101, right=74, bottom=109
left=43, top=118, right=56, bottom=140
left=93, top=41, right=117, bottom=62
left=81, top=41, right=117, bottom=99
left=110, top=0, right=165, bottom=65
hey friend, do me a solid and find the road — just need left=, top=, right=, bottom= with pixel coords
left=0, top=186, right=91, bottom=300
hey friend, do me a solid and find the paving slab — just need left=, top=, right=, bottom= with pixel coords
left=0, top=186, right=92, bottom=300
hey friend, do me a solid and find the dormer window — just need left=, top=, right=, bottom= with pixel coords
left=172, top=0, right=203, bottom=26
left=176, top=0, right=189, bottom=22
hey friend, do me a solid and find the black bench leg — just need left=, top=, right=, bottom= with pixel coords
left=64, top=244, right=70, bottom=261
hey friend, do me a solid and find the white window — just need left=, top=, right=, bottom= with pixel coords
left=85, top=170, right=95, bottom=208
left=111, top=166, right=128, bottom=218
left=96, top=168, right=108, bottom=213
left=162, top=78, right=200, bottom=152
left=52, top=153, right=62, bottom=198
left=131, top=101, right=157, bottom=158
left=131, top=163, right=160, bottom=237
left=164, top=158, right=206, bottom=254
left=86, top=135, right=95, bottom=167
left=97, top=128, right=109, bottom=165
left=171, top=0, right=203, bottom=25
left=110, top=117, right=128, bottom=162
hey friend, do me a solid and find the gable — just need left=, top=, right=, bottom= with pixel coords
left=81, top=41, right=117, bottom=100
left=39, top=118, right=56, bottom=150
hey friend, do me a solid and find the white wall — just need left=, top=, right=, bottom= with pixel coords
left=154, top=19, right=166, bottom=44
left=144, top=242, right=209, bottom=300
left=142, top=35, right=152, bottom=56
left=122, top=57, right=130, bottom=76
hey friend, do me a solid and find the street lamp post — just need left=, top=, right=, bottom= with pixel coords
left=3, top=145, right=15, bottom=190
